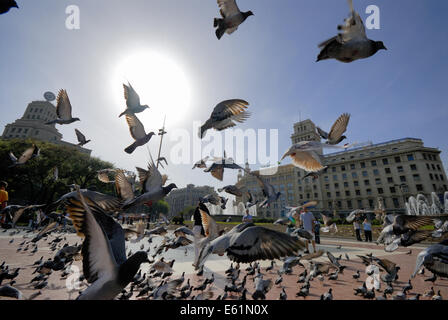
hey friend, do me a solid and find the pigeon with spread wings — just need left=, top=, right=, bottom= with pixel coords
left=9, top=144, right=40, bottom=168
left=194, top=222, right=305, bottom=270
left=119, top=82, right=149, bottom=118
left=123, top=114, right=155, bottom=154
left=214, top=0, right=254, bottom=40
left=45, top=90, right=80, bottom=125
left=66, top=186, right=150, bottom=300
left=122, top=156, right=176, bottom=210
left=316, top=113, right=351, bottom=145
left=317, top=0, right=386, bottom=63
left=204, top=152, right=243, bottom=181
left=75, top=129, right=91, bottom=147
left=250, top=172, right=281, bottom=208
left=199, top=99, right=251, bottom=138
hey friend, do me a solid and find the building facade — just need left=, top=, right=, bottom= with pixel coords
left=165, top=184, right=217, bottom=217
left=2, top=99, right=91, bottom=155
left=235, top=119, right=447, bottom=218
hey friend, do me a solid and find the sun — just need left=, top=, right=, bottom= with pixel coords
left=114, top=50, right=191, bottom=128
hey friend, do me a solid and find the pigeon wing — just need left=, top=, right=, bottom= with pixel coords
left=125, top=114, right=147, bottom=140
left=123, top=82, right=141, bottom=108
left=217, top=0, right=240, bottom=18
left=199, top=205, right=220, bottom=240
left=316, top=126, right=329, bottom=140
left=143, top=159, right=163, bottom=193
left=339, top=0, right=367, bottom=43
left=18, top=145, right=35, bottom=164
left=291, top=151, right=324, bottom=172
left=226, top=226, right=305, bottom=263
left=75, top=129, right=86, bottom=144
left=115, top=170, right=135, bottom=201
left=396, top=215, right=434, bottom=231
left=328, top=113, right=350, bottom=141
left=56, top=89, right=73, bottom=120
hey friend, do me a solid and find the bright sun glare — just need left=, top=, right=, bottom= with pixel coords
left=115, top=51, right=191, bottom=128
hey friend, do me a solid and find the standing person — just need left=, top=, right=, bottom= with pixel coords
left=192, top=202, right=206, bottom=267
left=363, top=219, right=373, bottom=242
left=300, top=207, right=317, bottom=254
left=354, top=220, right=362, bottom=241
left=0, top=181, right=9, bottom=227
left=242, top=209, right=253, bottom=223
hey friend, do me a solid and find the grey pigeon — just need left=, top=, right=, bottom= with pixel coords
left=119, top=82, right=149, bottom=117
left=9, top=144, right=40, bottom=168
left=250, top=171, right=281, bottom=208
left=214, top=0, right=253, bottom=40
left=45, top=89, right=80, bottom=125
left=317, top=0, right=386, bottom=63
left=75, top=129, right=91, bottom=146
left=123, top=114, right=155, bottom=154
left=316, top=113, right=351, bottom=145
left=199, top=99, right=251, bottom=138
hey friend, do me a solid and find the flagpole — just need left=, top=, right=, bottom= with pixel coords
left=156, top=115, right=167, bottom=169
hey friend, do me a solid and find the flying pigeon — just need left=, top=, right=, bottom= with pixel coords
left=250, top=171, right=281, bottom=208
left=316, top=113, right=351, bottom=145
left=66, top=186, right=150, bottom=300
left=317, top=0, right=387, bottom=63
left=214, top=0, right=254, bottom=40
left=119, top=82, right=149, bottom=117
left=192, top=156, right=210, bottom=169
left=75, top=129, right=91, bottom=147
left=45, top=89, right=80, bottom=125
left=123, top=114, right=155, bottom=154
left=412, top=239, right=448, bottom=279
left=0, top=0, right=18, bottom=15
left=199, top=99, right=251, bottom=138
left=218, top=185, right=243, bottom=197
left=194, top=222, right=305, bottom=269
left=204, top=152, right=243, bottom=181
left=9, top=144, right=40, bottom=168
left=122, top=156, right=176, bottom=210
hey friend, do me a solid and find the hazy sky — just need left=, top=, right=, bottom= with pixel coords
left=1, top=0, right=447, bottom=194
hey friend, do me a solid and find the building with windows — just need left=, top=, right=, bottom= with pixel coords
left=165, top=184, right=218, bottom=217
left=1, top=98, right=91, bottom=155
left=235, top=119, right=447, bottom=218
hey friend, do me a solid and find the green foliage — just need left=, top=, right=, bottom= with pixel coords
left=143, top=200, right=170, bottom=217
left=1, top=138, right=115, bottom=205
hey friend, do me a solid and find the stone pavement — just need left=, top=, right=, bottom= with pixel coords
left=0, top=228, right=447, bottom=300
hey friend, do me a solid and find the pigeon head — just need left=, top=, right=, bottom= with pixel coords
left=163, top=183, right=177, bottom=195
left=73, top=117, right=81, bottom=122
left=143, top=105, right=150, bottom=110
left=244, top=11, right=254, bottom=18
left=374, top=41, right=387, bottom=52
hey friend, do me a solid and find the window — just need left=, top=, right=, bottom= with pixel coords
left=382, top=158, right=389, bottom=165
left=368, top=199, right=374, bottom=208
left=395, top=156, right=401, bottom=163
left=327, top=192, right=331, bottom=198
left=416, top=184, right=424, bottom=191
left=345, top=191, right=350, bottom=196
left=324, top=176, right=329, bottom=182
left=357, top=200, right=363, bottom=208
left=423, top=154, right=427, bottom=160
left=343, top=182, right=349, bottom=188
left=333, top=175, right=338, bottom=181
left=407, top=154, right=414, bottom=161
left=393, top=198, right=400, bottom=208
left=385, top=168, right=391, bottom=174
left=350, top=164, right=356, bottom=170
left=347, top=200, right=353, bottom=209
left=342, top=173, right=347, bottom=180
left=332, top=167, right=337, bottom=173
left=341, top=165, right=346, bottom=171
left=364, top=180, right=370, bottom=186
left=400, top=176, right=407, bottom=182
left=397, top=166, right=404, bottom=173
left=373, top=169, right=379, bottom=176
left=360, top=162, right=366, bottom=168
left=387, top=177, right=394, bottom=184
left=325, top=184, right=330, bottom=190
left=375, top=178, right=381, bottom=185
left=354, top=181, right=359, bottom=187
left=355, top=190, right=361, bottom=196
left=410, top=164, right=417, bottom=171
left=413, top=174, right=421, bottom=181
left=378, top=188, right=384, bottom=194
left=437, top=165, right=441, bottom=171
left=362, top=171, right=368, bottom=177
left=371, top=160, right=377, bottom=167
left=352, top=172, right=358, bottom=179
left=390, top=187, right=396, bottom=193
left=334, top=183, right=339, bottom=189
left=336, top=192, right=340, bottom=197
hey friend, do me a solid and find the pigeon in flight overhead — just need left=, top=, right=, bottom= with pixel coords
left=317, top=0, right=387, bottom=63
left=123, top=114, right=155, bottom=154
left=0, top=0, right=18, bottom=15
left=119, top=82, right=150, bottom=117
left=218, top=185, right=243, bottom=197
left=214, top=0, right=254, bottom=40
left=66, top=186, right=151, bottom=300
left=45, top=89, right=80, bottom=125
left=194, top=222, right=305, bottom=270
left=122, top=155, right=176, bottom=210
left=75, top=129, right=91, bottom=147
left=204, top=152, right=243, bottom=181
left=199, top=99, right=251, bottom=138
left=316, top=113, right=351, bottom=145
left=114, top=169, right=135, bottom=202
left=281, top=141, right=349, bottom=173
left=250, top=171, right=281, bottom=208
left=9, top=144, right=40, bottom=168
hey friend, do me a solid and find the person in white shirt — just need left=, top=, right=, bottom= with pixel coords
left=363, top=219, right=373, bottom=242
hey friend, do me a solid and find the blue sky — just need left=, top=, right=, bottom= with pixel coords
left=1, top=0, right=447, bottom=193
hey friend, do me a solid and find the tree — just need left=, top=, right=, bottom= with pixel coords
left=1, top=139, right=115, bottom=205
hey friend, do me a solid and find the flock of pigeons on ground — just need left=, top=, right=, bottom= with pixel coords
left=1, top=0, right=447, bottom=301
